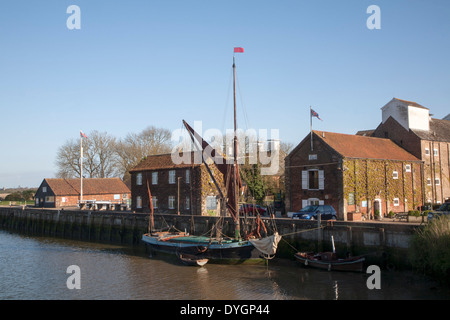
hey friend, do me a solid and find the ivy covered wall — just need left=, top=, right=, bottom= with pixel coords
left=342, top=158, right=424, bottom=217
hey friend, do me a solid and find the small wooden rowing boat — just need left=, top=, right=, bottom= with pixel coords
left=176, top=252, right=209, bottom=267
left=294, top=235, right=364, bottom=272
left=294, top=251, right=365, bottom=272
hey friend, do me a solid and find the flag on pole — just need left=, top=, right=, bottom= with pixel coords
left=80, top=130, right=87, bottom=138
left=234, top=47, right=244, bottom=53
left=311, top=109, right=322, bottom=121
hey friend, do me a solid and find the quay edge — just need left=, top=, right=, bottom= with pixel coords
left=0, top=207, right=421, bottom=269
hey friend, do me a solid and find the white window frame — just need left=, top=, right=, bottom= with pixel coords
left=152, top=196, right=158, bottom=209
left=435, top=178, right=440, bottom=185
left=169, top=170, right=176, bottom=184
left=427, top=178, right=431, bottom=186
left=393, top=171, right=398, bottom=179
left=302, top=198, right=324, bottom=208
left=308, top=154, right=317, bottom=161
left=433, top=149, right=438, bottom=156
left=425, top=148, right=430, bottom=156
left=186, top=169, right=190, bottom=184
left=405, top=164, right=411, bottom=172
left=168, top=195, right=175, bottom=209
left=206, top=196, right=217, bottom=210
left=393, top=198, right=400, bottom=206
left=42, top=186, right=47, bottom=193
left=152, top=172, right=158, bottom=185
left=136, top=173, right=143, bottom=185
left=136, top=196, right=142, bottom=209
left=302, top=169, right=324, bottom=190
left=185, top=196, right=190, bottom=210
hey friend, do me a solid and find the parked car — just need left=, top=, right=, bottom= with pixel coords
left=292, top=205, right=337, bottom=221
left=239, top=204, right=267, bottom=216
left=427, top=202, right=450, bottom=222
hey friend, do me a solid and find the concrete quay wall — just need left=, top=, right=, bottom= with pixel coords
left=0, top=207, right=421, bottom=267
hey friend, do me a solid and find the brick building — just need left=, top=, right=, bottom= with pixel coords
left=285, top=130, right=423, bottom=220
left=371, top=98, right=450, bottom=205
left=35, top=178, right=131, bottom=208
left=129, top=152, right=225, bottom=215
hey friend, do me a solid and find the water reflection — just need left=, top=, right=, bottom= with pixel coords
left=0, top=230, right=449, bottom=300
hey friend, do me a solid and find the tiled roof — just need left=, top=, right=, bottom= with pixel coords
left=313, top=131, right=421, bottom=161
left=392, top=98, right=428, bottom=110
left=411, top=118, right=450, bottom=142
left=129, top=152, right=202, bottom=172
left=45, top=178, right=130, bottom=196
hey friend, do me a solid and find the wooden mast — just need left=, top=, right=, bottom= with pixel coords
left=232, top=55, right=240, bottom=240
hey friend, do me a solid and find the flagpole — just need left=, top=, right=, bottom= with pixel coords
left=310, top=106, right=313, bottom=151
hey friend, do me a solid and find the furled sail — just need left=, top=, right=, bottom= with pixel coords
left=249, top=232, right=282, bottom=257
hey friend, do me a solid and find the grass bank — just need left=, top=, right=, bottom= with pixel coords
left=411, top=216, right=450, bottom=284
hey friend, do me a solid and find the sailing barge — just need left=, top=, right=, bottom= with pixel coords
left=141, top=47, right=281, bottom=264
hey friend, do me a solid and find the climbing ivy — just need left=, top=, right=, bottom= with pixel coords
left=343, top=158, right=421, bottom=212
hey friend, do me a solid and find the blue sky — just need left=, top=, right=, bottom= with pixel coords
left=1, top=0, right=450, bottom=188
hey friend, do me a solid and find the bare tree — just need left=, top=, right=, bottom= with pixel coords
left=55, top=131, right=117, bottom=179
left=55, top=139, right=81, bottom=178
left=114, top=126, right=173, bottom=182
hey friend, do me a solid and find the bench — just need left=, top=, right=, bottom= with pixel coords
left=393, top=213, right=408, bottom=222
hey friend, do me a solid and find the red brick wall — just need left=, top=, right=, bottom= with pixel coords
left=131, top=167, right=202, bottom=214
left=373, top=117, right=450, bottom=203
left=55, top=193, right=130, bottom=208
left=285, top=134, right=343, bottom=217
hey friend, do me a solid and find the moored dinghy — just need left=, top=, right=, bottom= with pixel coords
left=294, top=236, right=365, bottom=272
left=176, top=251, right=209, bottom=267
left=294, top=252, right=365, bottom=272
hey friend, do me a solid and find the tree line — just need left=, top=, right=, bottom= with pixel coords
left=55, top=126, right=172, bottom=184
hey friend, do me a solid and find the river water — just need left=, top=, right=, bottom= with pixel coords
left=1, top=229, right=449, bottom=301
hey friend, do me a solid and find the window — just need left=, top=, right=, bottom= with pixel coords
left=185, top=196, right=190, bottom=210
left=309, top=170, right=319, bottom=189
left=123, top=194, right=128, bottom=199
left=42, top=186, right=47, bottom=193
left=393, top=171, right=398, bottom=179
left=62, top=197, right=67, bottom=203
left=136, top=173, right=143, bottom=185
left=348, top=193, right=355, bottom=205
left=152, top=196, right=158, bottom=209
left=152, top=172, right=158, bottom=185
left=168, top=196, right=175, bottom=209
left=302, top=198, right=324, bottom=208
left=393, top=198, right=400, bottom=206
left=308, top=154, right=317, bottom=160
left=206, top=196, right=217, bottom=210
left=405, top=165, right=411, bottom=172
left=433, top=149, right=439, bottom=156
left=114, top=194, right=120, bottom=200
left=302, top=170, right=324, bottom=190
left=45, top=196, right=54, bottom=202
left=169, top=170, right=176, bottom=184
left=435, top=178, right=440, bottom=185
left=186, top=169, right=190, bottom=184
left=427, top=178, right=432, bottom=186
left=136, top=196, right=142, bottom=209
left=425, top=148, right=430, bottom=155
